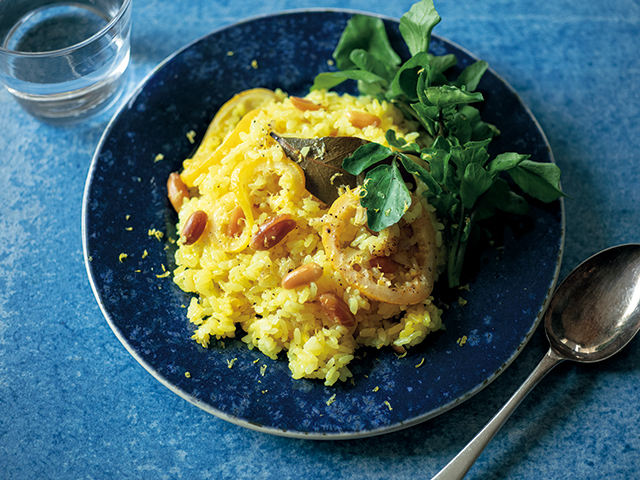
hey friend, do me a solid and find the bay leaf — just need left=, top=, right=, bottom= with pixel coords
left=270, top=133, right=369, bottom=204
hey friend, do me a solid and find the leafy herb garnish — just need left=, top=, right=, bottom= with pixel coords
left=311, top=0, right=565, bottom=288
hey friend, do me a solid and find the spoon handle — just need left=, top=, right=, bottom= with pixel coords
left=431, top=347, right=564, bottom=480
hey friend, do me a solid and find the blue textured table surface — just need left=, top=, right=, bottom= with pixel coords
left=1, top=0, right=639, bottom=478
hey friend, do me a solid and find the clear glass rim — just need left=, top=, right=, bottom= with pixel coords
left=0, top=0, right=132, bottom=57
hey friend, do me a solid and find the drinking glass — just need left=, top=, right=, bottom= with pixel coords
left=0, top=0, right=132, bottom=122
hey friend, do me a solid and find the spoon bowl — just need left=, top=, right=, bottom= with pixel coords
left=433, top=244, right=640, bottom=480
left=546, top=244, right=640, bottom=363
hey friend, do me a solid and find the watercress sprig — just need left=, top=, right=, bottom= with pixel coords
left=311, top=0, right=565, bottom=288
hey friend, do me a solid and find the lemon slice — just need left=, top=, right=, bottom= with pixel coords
left=181, top=108, right=260, bottom=187
left=321, top=188, right=438, bottom=306
left=195, top=88, right=278, bottom=158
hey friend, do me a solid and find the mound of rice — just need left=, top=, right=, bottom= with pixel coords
left=172, top=89, right=444, bottom=386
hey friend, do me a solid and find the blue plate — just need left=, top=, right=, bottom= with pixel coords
left=83, top=10, right=564, bottom=439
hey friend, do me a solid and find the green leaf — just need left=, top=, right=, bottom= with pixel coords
left=349, top=49, right=397, bottom=84
left=385, top=130, right=420, bottom=153
left=463, top=139, right=492, bottom=166
left=447, top=110, right=473, bottom=144
left=487, top=152, right=530, bottom=176
left=399, top=0, right=442, bottom=56
left=361, top=162, right=412, bottom=231
left=473, top=196, right=497, bottom=222
left=416, top=67, right=430, bottom=103
left=431, top=135, right=452, bottom=152
left=342, top=143, right=393, bottom=175
left=333, top=15, right=401, bottom=71
left=310, top=72, right=349, bottom=91
left=508, top=160, right=566, bottom=203
left=411, top=101, right=440, bottom=124
left=460, top=163, right=493, bottom=209
left=444, top=163, right=462, bottom=195
left=448, top=144, right=465, bottom=174
left=388, top=52, right=430, bottom=102
left=421, top=56, right=457, bottom=88
left=448, top=139, right=491, bottom=178
left=427, top=54, right=458, bottom=76
left=399, top=153, right=443, bottom=196
left=485, top=177, right=530, bottom=215
left=456, top=105, right=500, bottom=142
left=454, top=60, right=489, bottom=92
left=357, top=79, right=387, bottom=97
left=429, top=193, right=459, bottom=220
left=446, top=105, right=497, bottom=144
left=420, top=147, right=450, bottom=184
left=311, top=69, right=387, bottom=91
left=425, top=85, right=484, bottom=109
left=385, top=129, right=407, bottom=149
left=407, top=102, right=438, bottom=136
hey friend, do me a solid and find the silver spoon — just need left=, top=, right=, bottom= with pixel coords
left=432, top=243, right=640, bottom=480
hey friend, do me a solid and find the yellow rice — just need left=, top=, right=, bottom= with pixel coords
left=172, top=89, right=444, bottom=386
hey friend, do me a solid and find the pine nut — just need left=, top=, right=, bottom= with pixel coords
left=318, top=293, right=355, bottom=327
left=290, top=96, right=322, bottom=111
left=346, top=111, right=381, bottom=129
left=250, top=214, right=297, bottom=250
left=281, top=263, right=324, bottom=289
left=181, top=210, right=208, bottom=245
left=167, top=172, right=190, bottom=212
left=226, top=206, right=246, bottom=237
